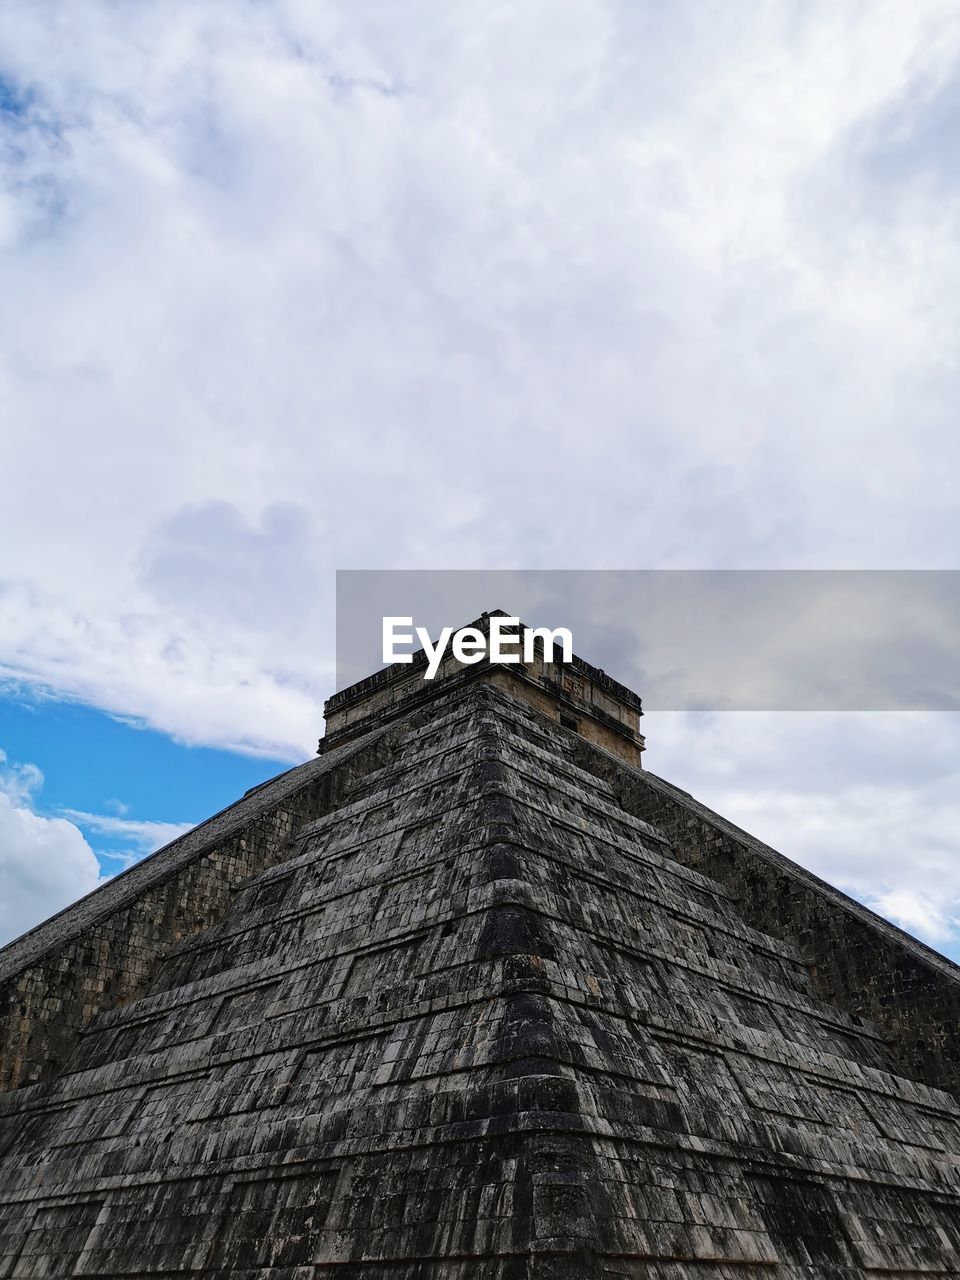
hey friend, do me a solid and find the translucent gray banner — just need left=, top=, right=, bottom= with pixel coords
left=335, top=570, right=960, bottom=711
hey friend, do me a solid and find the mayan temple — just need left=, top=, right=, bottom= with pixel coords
left=3, top=616, right=960, bottom=1278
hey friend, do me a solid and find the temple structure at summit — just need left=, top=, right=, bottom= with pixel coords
left=2, top=614, right=960, bottom=1276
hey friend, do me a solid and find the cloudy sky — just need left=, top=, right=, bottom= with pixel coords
left=1, top=2, right=959, bottom=954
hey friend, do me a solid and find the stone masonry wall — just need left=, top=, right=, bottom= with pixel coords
left=570, top=742, right=960, bottom=1097
left=0, top=730, right=396, bottom=1094
left=5, top=683, right=960, bottom=1274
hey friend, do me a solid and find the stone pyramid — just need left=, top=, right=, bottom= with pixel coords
left=3, top=622, right=960, bottom=1277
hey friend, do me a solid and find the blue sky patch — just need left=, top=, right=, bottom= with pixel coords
left=0, top=688, right=298, bottom=875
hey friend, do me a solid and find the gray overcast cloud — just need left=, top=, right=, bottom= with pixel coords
left=2, top=3, right=960, bottom=949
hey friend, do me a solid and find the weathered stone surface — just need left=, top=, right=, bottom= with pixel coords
left=323, top=611, right=645, bottom=766
left=1, top=667, right=960, bottom=1276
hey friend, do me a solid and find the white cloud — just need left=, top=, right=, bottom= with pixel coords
left=0, top=752, right=104, bottom=947
left=0, top=751, right=194, bottom=944
left=1, top=4, right=959, bottom=952
left=61, top=808, right=193, bottom=865
left=869, top=889, right=959, bottom=945
left=646, top=711, right=960, bottom=954
left=2, top=3, right=960, bottom=755
left=0, top=746, right=43, bottom=807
